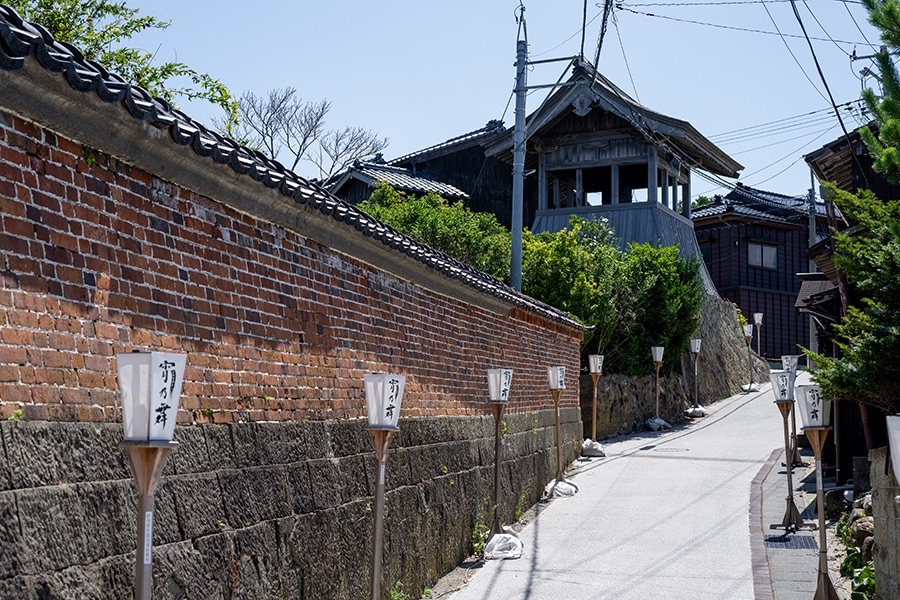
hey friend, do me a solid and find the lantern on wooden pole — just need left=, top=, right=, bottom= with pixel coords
left=544, top=366, right=578, bottom=497
left=547, top=366, right=566, bottom=484
left=768, top=370, right=808, bottom=532
left=687, top=339, right=705, bottom=418
left=486, top=368, right=513, bottom=540
left=364, top=373, right=405, bottom=600
left=743, top=324, right=754, bottom=393
left=117, top=351, right=186, bottom=600
left=483, top=368, right=523, bottom=559
left=651, top=346, right=664, bottom=419
left=753, top=312, right=763, bottom=357
left=796, top=383, right=839, bottom=600
left=584, top=355, right=606, bottom=456
left=781, top=355, right=805, bottom=468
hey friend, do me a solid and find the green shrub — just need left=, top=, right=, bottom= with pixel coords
left=360, top=187, right=704, bottom=376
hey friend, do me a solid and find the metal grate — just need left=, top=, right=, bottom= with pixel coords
left=763, top=534, right=818, bottom=549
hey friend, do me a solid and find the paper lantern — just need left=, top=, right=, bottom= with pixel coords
left=117, top=352, right=186, bottom=442
left=364, top=373, right=406, bottom=429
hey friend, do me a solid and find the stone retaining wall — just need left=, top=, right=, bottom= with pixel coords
left=578, top=295, right=770, bottom=440
left=870, top=446, right=900, bottom=600
left=0, top=411, right=581, bottom=599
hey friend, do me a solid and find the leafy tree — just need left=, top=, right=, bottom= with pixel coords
left=7, top=0, right=238, bottom=129
left=809, top=188, right=900, bottom=414
left=615, top=243, right=704, bottom=375
left=228, top=86, right=388, bottom=180
left=358, top=183, right=510, bottom=279
left=692, top=195, right=718, bottom=208
left=361, top=185, right=705, bottom=376
left=859, top=0, right=900, bottom=183
left=521, top=217, right=629, bottom=367
left=808, top=0, right=900, bottom=415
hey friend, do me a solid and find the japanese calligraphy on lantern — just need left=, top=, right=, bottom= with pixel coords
left=385, top=377, right=401, bottom=420
left=148, top=353, right=186, bottom=440
left=117, top=351, right=186, bottom=441
left=781, top=355, right=799, bottom=374
left=501, top=369, right=512, bottom=400
left=768, top=370, right=794, bottom=402
left=487, top=368, right=513, bottom=403
left=547, top=366, right=565, bottom=390
left=796, top=384, right=829, bottom=428
left=364, top=373, right=406, bottom=429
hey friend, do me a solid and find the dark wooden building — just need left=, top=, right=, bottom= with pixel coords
left=378, top=60, right=741, bottom=293
left=804, top=124, right=900, bottom=202
left=692, top=184, right=829, bottom=359
left=384, top=120, right=517, bottom=226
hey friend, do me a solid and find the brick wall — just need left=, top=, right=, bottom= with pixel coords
left=0, top=112, right=582, bottom=424
left=0, top=97, right=584, bottom=599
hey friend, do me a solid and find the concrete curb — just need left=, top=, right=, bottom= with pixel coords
left=750, top=448, right=782, bottom=600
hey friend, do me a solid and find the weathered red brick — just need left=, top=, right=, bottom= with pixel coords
left=41, top=350, right=72, bottom=368
left=75, top=405, right=104, bottom=422
left=0, top=383, right=32, bottom=404
left=0, top=365, right=19, bottom=381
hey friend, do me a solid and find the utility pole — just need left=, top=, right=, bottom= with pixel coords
left=808, top=170, right=818, bottom=357
left=511, top=37, right=527, bottom=292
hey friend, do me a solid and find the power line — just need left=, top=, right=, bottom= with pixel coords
left=743, top=124, right=841, bottom=187
left=727, top=125, right=839, bottom=156
left=616, top=4, right=865, bottom=45
left=712, top=113, right=841, bottom=144
left=759, top=0, right=829, bottom=103
left=612, top=10, right=640, bottom=102
left=709, top=106, right=862, bottom=145
left=594, top=0, right=615, bottom=65
left=787, top=0, right=870, bottom=188
left=841, top=0, right=877, bottom=50
left=799, top=0, right=852, bottom=57
left=532, top=7, right=603, bottom=58
left=623, top=0, right=793, bottom=5
left=710, top=100, right=863, bottom=140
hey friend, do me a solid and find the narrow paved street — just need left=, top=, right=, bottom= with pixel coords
left=443, top=385, right=785, bottom=600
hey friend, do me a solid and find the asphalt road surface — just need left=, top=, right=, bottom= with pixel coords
left=443, top=385, right=784, bottom=600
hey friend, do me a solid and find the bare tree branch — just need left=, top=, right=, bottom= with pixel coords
left=220, top=86, right=388, bottom=180
left=280, top=98, right=330, bottom=171
left=311, top=126, right=390, bottom=180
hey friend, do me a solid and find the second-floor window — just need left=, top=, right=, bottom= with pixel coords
left=748, top=242, right=777, bottom=269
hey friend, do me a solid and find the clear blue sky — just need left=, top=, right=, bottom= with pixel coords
left=125, top=0, right=881, bottom=201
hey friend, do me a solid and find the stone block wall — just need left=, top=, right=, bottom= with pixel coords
left=0, top=412, right=581, bottom=599
left=578, top=295, right=770, bottom=440
left=579, top=372, right=689, bottom=438
left=683, top=294, right=770, bottom=405
left=870, top=446, right=900, bottom=600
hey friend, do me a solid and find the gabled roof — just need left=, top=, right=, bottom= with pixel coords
left=0, top=5, right=580, bottom=329
left=389, top=120, right=506, bottom=166
left=482, top=59, right=742, bottom=178
left=726, top=183, right=828, bottom=216
left=327, top=161, right=469, bottom=200
left=691, top=202, right=792, bottom=223
left=692, top=184, right=826, bottom=225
